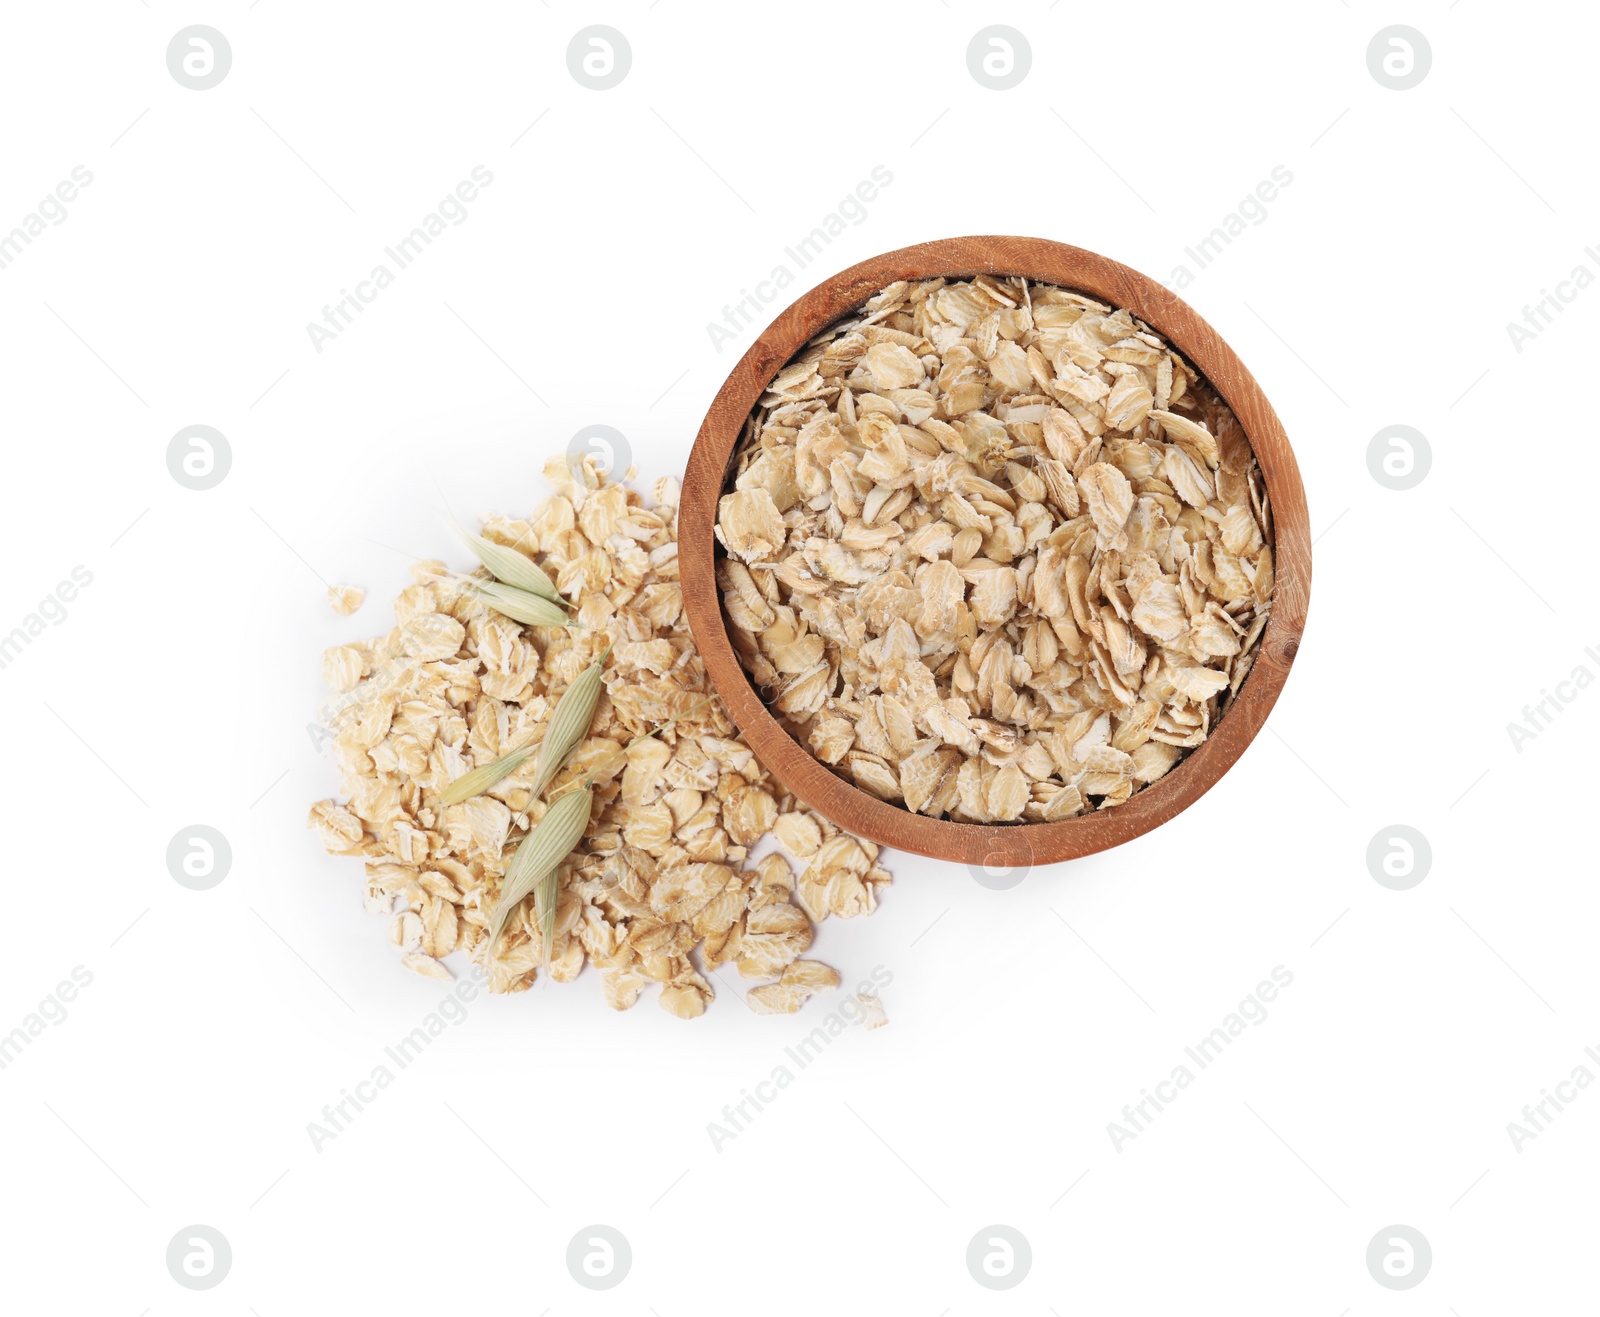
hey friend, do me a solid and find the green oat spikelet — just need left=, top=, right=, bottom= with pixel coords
left=465, top=578, right=578, bottom=629
left=437, top=743, right=537, bottom=808
left=524, top=644, right=611, bottom=802
left=456, top=528, right=565, bottom=605
left=484, top=778, right=596, bottom=962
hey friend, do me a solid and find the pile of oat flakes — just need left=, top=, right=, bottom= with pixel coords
left=309, top=457, right=889, bottom=1018
left=718, top=276, right=1273, bottom=822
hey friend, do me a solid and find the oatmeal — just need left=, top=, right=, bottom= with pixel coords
left=310, top=458, right=890, bottom=1016
left=717, top=276, right=1272, bottom=822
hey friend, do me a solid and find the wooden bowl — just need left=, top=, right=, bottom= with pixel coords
left=680, top=236, right=1310, bottom=868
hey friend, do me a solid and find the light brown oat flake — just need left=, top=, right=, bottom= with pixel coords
left=854, top=992, right=889, bottom=1029
left=328, top=584, right=366, bottom=615
left=746, top=959, right=841, bottom=1014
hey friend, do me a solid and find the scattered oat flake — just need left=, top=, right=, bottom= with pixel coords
left=401, top=951, right=453, bottom=982
left=855, top=992, right=889, bottom=1029
left=747, top=960, right=841, bottom=1014
left=328, top=584, right=366, bottom=615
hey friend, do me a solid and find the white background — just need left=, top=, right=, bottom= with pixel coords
left=1, top=2, right=1594, bottom=1311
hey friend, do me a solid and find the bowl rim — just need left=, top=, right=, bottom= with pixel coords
left=680, top=235, right=1310, bottom=867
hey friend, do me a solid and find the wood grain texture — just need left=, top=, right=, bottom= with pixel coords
left=681, top=237, right=1311, bottom=866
